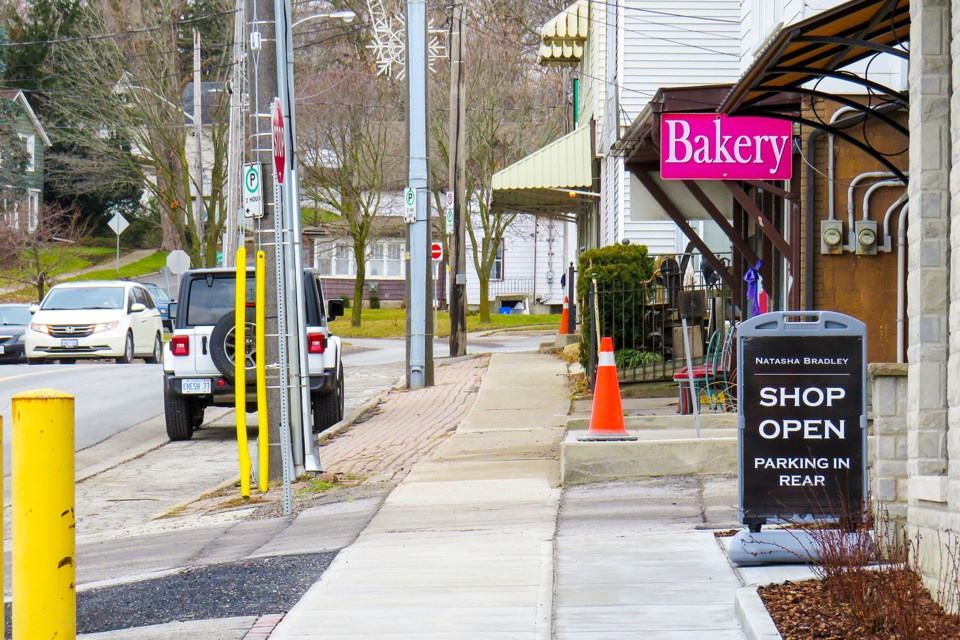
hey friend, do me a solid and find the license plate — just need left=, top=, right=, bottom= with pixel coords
left=182, top=379, right=211, bottom=394
left=61, top=339, right=78, bottom=348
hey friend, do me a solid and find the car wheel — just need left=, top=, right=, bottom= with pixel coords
left=27, top=358, right=42, bottom=366
left=209, top=309, right=257, bottom=384
left=58, top=358, right=77, bottom=365
left=311, top=366, right=344, bottom=433
left=164, top=383, right=195, bottom=441
left=144, top=334, right=162, bottom=364
left=116, top=332, right=134, bottom=364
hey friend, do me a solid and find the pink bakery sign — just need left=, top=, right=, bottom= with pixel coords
left=660, top=113, right=792, bottom=180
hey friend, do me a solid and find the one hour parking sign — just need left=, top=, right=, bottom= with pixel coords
left=738, top=311, right=867, bottom=527
left=243, top=163, right=264, bottom=219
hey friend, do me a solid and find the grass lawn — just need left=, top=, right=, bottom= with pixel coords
left=0, top=246, right=115, bottom=286
left=0, top=250, right=168, bottom=302
left=330, top=308, right=561, bottom=339
left=66, top=251, right=168, bottom=282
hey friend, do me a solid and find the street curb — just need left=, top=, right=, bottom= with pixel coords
left=735, top=586, right=783, bottom=639
left=152, top=382, right=404, bottom=519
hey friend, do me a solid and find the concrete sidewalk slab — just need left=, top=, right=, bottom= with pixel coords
left=268, top=352, right=568, bottom=638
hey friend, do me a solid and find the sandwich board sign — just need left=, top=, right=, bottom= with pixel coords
left=738, top=311, right=867, bottom=529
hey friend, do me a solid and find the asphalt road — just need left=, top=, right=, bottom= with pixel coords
left=0, top=361, right=164, bottom=475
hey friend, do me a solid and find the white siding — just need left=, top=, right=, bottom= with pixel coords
left=619, top=0, right=741, bottom=123
left=465, top=217, right=577, bottom=308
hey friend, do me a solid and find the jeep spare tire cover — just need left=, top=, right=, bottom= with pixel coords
left=210, top=308, right=258, bottom=384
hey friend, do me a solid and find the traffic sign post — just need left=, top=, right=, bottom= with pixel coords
left=404, top=187, right=416, bottom=223
left=272, top=98, right=286, bottom=185
left=108, top=213, right=129, bottom=275
left=166, top=250, right=191, bottom=294
left=243, top=163, right=264, bottom=218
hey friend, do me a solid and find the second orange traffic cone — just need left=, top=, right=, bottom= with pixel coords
left=559, top=297, right=570, bottom=335
left=580, top=337, right=637, bottom=441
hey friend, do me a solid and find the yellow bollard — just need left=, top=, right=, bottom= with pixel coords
left=12, top=390, right=75, bottom=640
left=235, top=248, right=251, bottom=497
left=256, top=250, right=269, bottom=492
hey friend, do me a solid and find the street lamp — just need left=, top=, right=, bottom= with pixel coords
left=291, top=10, right=356, bottom=30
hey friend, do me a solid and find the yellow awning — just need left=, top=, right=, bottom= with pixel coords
left=491, top=125, right=595, bottom=218
left=538, top=0, right=588, bottom=67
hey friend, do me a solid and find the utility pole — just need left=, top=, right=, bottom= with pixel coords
left=406, top=0, right=434, bottom=388
left=448, top=0, right=467, bottom=357
left=222, top=0, right=246, bottom=268
left=193, top=29, right=206, bottom=263
left=249, top=0, right=290, bottom=484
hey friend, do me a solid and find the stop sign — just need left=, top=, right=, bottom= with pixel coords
left=431, top=243, right=443, bottom=261
left=272, top=97, right=285, bottom=185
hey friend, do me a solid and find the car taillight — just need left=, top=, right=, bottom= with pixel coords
left=307, top=333, right=326, bottom=354
left=171, top=335, right=190, bottom=356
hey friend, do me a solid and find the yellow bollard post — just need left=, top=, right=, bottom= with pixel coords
left=256, top=250, right=269, bottom=492
left=12, top=390, right=75, bottom=640
left=235, top=248, right=251, bottom=497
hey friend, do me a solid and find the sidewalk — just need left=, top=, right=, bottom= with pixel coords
left=269, top=351, right=569, bottom=638
left=269, top=351, right=747, bottom=639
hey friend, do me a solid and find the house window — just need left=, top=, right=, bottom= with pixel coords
left=2, top=196, right=18, bottom=229
left=18, top=134, right=35, bottom=172
left=490, top=239, right=504, bottom=281
left=314, top=239, right=405, bottom=279
left=27, top=190, right=39, bottom=232
left=368, top=240, right=405, bottom=278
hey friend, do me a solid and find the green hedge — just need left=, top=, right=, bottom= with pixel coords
left=577, top=244, right=655, bottom=370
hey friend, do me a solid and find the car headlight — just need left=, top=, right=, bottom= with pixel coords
left=30, top=323, right=50, bottom=334
left=93, top=321, right=119, bottom=333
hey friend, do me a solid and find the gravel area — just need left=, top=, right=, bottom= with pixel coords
left=4, top=553, right=337, bottom=637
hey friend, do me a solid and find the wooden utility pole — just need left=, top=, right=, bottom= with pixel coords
left=248, top=0, right=287, bottom=482
left=448, top=0, right=467, bottom=356
left=193, top=29, right=206, bottom=262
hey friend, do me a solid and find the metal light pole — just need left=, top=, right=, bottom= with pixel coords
left=406, top=0, right=434, bottom=388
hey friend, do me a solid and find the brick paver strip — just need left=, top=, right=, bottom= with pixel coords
left=319, top=356, right=488, bottom=482
left=243, top=613, right=284, bottom=639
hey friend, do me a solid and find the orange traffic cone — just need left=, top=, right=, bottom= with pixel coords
left=559, top=297, right=570, bottom=335
left=580, top=337, right=637, bottom=441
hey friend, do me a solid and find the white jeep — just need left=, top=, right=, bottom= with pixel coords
left=162, top=267, right=344, bottom=441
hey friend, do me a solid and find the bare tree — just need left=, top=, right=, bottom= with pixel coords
left=0, top=204, right=91, bottom=301
left=451, top=3, right=565, bottom=322
left=44, top=0, right=232, bottom=267
left=298, top=71, right=403, bottom=327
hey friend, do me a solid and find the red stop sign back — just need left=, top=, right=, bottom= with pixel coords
left=431, top=243, right=443, bottom=261
left=272, top=98, right=285, bottom=185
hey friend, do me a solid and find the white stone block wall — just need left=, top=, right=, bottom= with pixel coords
left=869, top=364, right=908, bottom=522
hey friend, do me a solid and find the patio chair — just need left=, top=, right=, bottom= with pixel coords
left=672, top=327, right=721, bottom=414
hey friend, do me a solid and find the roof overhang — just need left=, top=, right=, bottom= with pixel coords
left=718, top=0, right=909, bottom=114
left=0, top=89, right=51, bottom=146
left=491, top=124, right=595, bottom=219
left=538, top=0, right=588, bottom=67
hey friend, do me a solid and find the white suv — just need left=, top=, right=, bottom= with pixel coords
left=162, top=268, right=344, bottom=441
left=26, top=281, right=164, bottom=364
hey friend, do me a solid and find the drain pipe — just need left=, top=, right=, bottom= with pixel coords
left=896, top=202, right=909, bottom=363
left=827, top=106, right=861, bottom=221
left=805, top=127, right=826, bottom=310
left=881, top=192, right=909, bottom=250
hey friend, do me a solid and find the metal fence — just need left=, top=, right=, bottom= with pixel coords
left=584, top=259, right=738, bottom=387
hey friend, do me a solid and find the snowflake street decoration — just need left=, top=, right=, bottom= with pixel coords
left=366, top=0, right=446, bottom=80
